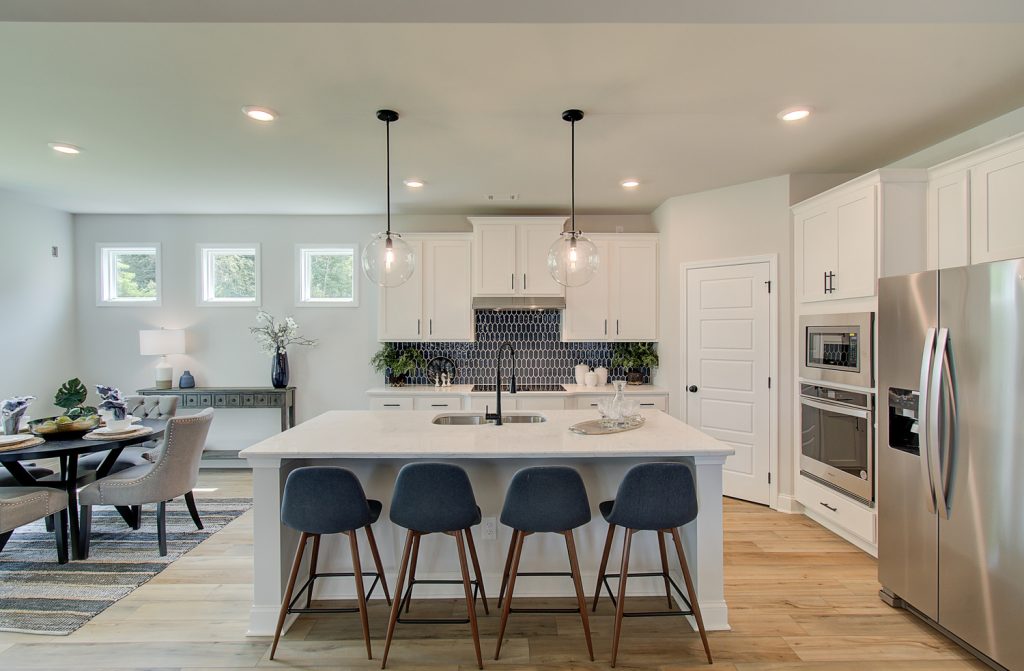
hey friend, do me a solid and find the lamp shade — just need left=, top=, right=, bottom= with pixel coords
left=139, top=329, right=186, bottom=356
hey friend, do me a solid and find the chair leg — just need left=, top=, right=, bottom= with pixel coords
left=53, top=511, right=68, bottom=564
left=0, top=530, right=12, bottom=554
left=610, top=528, right=634, bottom=668
left=156, top=501, right=167, bottom=556
left=593, top=523, right=616, bottom=611
left=348, top=530, right=373, bottom=660
left=79, top=505, right=93, bottom=559
left=270, top=532, right=309, bottom=660
left=405, top=533, right=421, bottom=614
left=657, top=530, right=673, bottom=609
left=381, top=530, right=416, bottom=669
left=670, top=527, right=713, bottom=665
left=464, top=526, right=489, bottom=615
left=564, top=530, right=594, bottom=661
left=494, top=529, right=525, bottom=660
left=184, top=491, right=204, bottom=530
left=497, top=529, right=519, bottom=609
left=45, top=516, right=55, bottom=533
left=306, top=534, right=321, bottom=608
left=454, top=530, right=483, bottom=670
left=132, top=505, right=142, bottom=530
left=364, top=524, right=392, bottom=606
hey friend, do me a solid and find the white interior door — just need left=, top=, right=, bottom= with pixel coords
left=685, top=261, right=771, bottom=504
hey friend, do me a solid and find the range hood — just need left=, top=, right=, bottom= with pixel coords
left=472, top=296, right=566, bottom=311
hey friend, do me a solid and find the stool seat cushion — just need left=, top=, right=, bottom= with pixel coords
left=390, top=463, right=480, bottom=533
left=602, top=462, right=699, bottom=531
left=281, top=467, right=376, bottom=535
left=500, top=466, right=591, bottom=533
left=0, top=466, right=54, bottom=487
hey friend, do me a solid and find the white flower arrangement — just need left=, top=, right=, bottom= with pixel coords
left=249, top=311, right=317, bottom=356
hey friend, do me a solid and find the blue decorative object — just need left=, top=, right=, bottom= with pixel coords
left=178, top=370, right=196, bottom=389
left=271, top=351, right=289, bottom=389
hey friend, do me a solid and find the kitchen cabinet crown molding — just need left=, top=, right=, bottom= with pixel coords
left=925, top=130, right=1024, bottom=178
left=791, top=168, right=927, bottom=213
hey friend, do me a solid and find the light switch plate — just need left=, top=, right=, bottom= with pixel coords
left=481, top=516, right=497, bottom=540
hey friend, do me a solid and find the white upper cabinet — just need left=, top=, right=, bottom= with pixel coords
left=797, top=207, right=839, bottom=302
left=970, top=140, right=1024, bottom=264
left=562, top=238, right=611, bottom=340
left=926, top=169, right=971, bottom=270
left=379, top=235, right=474, bottom=342
left=833, top=186, right=877, bottom=300
left=469, top=217, right=566, bottom=296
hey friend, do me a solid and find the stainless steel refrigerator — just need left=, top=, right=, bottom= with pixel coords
left=878, top=257, right=1024, bottom=670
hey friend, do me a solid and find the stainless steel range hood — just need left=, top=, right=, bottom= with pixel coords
left=472, top=296, right=566, bottom=311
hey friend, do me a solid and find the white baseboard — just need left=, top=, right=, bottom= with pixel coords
left=248, top=606, right=295, bottom=637
left=803, top=509, right=878, bottom=557
left=774, top=494, right=803, bottom=514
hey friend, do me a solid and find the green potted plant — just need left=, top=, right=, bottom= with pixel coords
left=370, top=343, right=427, bottom=387
left=611, top=342, right=659, bottom=385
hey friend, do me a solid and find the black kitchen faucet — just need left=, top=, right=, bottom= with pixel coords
left=485, top=341, right=517, bottom=425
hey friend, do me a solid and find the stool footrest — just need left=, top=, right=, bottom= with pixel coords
left=286, top=570, right=383, bottom=614
left=600, top=571, right=694, bottom=615
left=395, top=576, right=482, bottom=626
left=510, top=607, right=580, bottom=614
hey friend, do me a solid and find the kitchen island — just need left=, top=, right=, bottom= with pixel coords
left=240, top=409, right=734, bottom=636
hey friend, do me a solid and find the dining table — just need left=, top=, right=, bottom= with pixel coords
left=0, top=418, right=167, bottom=560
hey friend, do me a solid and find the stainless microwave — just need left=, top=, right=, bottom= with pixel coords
left=799, top=312, right=874, bottom=389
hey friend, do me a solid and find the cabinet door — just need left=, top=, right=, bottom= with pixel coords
left=517, top=222, right=565, bottom=296
left=473, top=223, right=517, bottom=295
left=798, top=207, right=837, bottom=302
left=563, top=238, right=610, bottom=340
left=378, top=240, right=423, bottom=341
left=834, top=185, right=877, bottom=300
left=927, top=170, right=971, bottom=270
left=970, top=145, right=1024, bottom=264
left=610, top=239, right=658, bottom=340
left=424, top=239, right=474, bottom=341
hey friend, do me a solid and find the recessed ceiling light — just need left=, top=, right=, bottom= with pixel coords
left=403, top=179, right=425, bottom=188
left=621, top=179, right=640, bottom=189
left=241, top=106, right=278, bottom=122
left=48, top=142, right=81, bottom=155
left=778, top=106, right=812, bottom=122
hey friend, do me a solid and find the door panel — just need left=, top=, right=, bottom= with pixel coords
left=799, top=208, right=836, bottom=302
left=424, top=240, right=473, bottom=341
left=473, top=223, right=517, bottom=295
left=563, top=239, right=610, bottom=340
left=970, top=147, right=1024, bottom=263
left=927, top=171, right=970, bottom=270
left=611, top=240, right=659, bottom=340
left=834, top=185, right=877, bottom=299
left=378, top=240, right=424, bottom=341
left=686, top=262, right=771, bottom=504
left=518, top=222, right=565, bottom=296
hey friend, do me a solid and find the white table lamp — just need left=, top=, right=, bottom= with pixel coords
left=139, top=328, right=186, bottom=389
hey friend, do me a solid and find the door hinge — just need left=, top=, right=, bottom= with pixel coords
left=765, top=280, right=771, bottom=293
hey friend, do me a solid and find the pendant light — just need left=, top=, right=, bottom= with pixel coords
left=547, top=108, right=599, bottom=287
left=362, top=109, right=416, bottom=287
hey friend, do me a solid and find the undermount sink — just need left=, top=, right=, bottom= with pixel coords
left=432, top=413, right=546, bottom=426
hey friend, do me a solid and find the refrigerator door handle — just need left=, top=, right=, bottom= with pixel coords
left=918, top=327, right=937, bottom=513
left=929, top=327, right=951, bottom=519
left=934, top=328, right=960, bottom=517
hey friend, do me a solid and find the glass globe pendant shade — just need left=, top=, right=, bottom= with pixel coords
left=548, top=232, right=600, bottom=287
left=361, top=232, right=416, bottom=288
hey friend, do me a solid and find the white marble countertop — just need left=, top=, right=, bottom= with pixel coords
left=366, top=383, right=669, bottom=396
left=241, top=409, right=731, bottom=461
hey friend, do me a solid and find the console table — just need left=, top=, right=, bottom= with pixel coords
left=136, top=386, right=297, bottom=431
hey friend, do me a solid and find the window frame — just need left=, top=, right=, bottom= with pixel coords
left=295, top=243, right=360, bottom=307
left=96, top=243, right=163, bottom=307
left=197, top=243, right=262, bottom=307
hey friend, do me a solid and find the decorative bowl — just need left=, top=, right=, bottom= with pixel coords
left=29, top=415, right=101, bottom=441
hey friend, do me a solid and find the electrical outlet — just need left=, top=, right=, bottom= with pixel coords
left=481, top=516, right=497, bottom=540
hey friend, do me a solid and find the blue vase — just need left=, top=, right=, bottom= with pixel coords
left=271, top=351, right=289, bottom=389
left=179, top=370, right=196, bottom=389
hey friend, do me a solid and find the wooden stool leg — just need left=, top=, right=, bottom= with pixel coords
left=405, top=533, right=421, bottom=614
left=464, top=526, right=490, bottom=614
left=564, top=530, right=594, bottom=661
left=270, top=532, right=309, bottom=660
left=593, top=523, right=616, bottom=611
left=454, top=530, right=483, bottom=670
left=305, top=534, right=321, bottom=608
left=349, top=530, right=373, bottom=660
left=494, top=530, right=525, bottom=660
left=364, top=524, right=392, bottom=606
left=497, top=529, right=520, bottom=609
left=610, top=528, right=634, bottom=668
left=381, top=530, right=416, bottom=669
left=657, top=530, right=673, bottom=608
left=670, top=527, right=713, bottom=665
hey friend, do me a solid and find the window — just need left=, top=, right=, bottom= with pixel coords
left=198, top=244, right=261, bottom=306
left=296, top=244, right=359, bottom=306
left=97, top=244, right=161, bottom=306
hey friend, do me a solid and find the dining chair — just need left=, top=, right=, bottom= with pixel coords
left=77, top=408, right=213, bottom=557
left=0, top=486, right=69, bottom=563
left=78, top=395, right=180, bottom=474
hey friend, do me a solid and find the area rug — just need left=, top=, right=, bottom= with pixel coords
left=0, top=497, right=251, bottom=635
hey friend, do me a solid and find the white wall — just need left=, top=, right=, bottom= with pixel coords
left=0, top=189, right=76, bottom=418
left=887, top=104, right=1024, bottom=169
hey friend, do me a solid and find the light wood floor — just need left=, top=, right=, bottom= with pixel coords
left=0, top=470, right=986, bottom=671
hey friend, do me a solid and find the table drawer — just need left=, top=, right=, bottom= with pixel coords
left=797, top=474, right=876, bottom=544
left=369, top=397, right=413, bottom=411
left=413, top=396, right=463, bottom=411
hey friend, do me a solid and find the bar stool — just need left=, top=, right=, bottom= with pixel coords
left=269, top=467, right=392, bottom=661
left=593, top=462, right=712, bottom=667
left=381, top=463, right=488, bottom=670
left=495, top=466, right=594, bottom=661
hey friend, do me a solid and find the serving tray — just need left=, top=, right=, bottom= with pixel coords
left=569, top=416, right=646, bottom=436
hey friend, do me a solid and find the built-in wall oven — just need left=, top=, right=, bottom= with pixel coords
left=800, top=383, right=874, bottom=505
left=799, top=312, right=874, bottom=389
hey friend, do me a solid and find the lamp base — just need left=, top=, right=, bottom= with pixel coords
left=155, top=358, right=173, bottom=390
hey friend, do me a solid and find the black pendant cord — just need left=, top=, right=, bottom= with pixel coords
left=385, top=117, right=391, bottom=238
left=570, top=117, right=575, bottom=236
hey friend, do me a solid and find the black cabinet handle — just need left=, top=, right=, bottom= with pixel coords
left=523, top=273, right=527, bottom=290
left=820, top=501, right=838, bottom=513
left=604, top=319, right=608, bottom=336
left=429, top=318, right=433, bottom=335
left=640, top=403, right=656, bottom=407
left=430, top=403, right=448, bottom=407
left=687, top=385, right=698, bottom=393
left=824, top=271, right=828, bottom=294
left=616, top=319, right=620, bottom=335
left=383, top=403, right=401, bottom=408
left=511, top=273, right=515, bottom=291
left=417, top=319, right=420, bottom=335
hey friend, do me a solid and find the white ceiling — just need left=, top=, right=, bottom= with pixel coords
left=1, top=19, right=1023, bottom=214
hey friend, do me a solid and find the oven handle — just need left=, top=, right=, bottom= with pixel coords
left=800, top=397, right=871, bottom=420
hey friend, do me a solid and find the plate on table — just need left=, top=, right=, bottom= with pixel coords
left=99, top=415, right=141, bottom=427
left=0, top=434, right=35, bottom=447
left=90, top=425, right=146, bottom=436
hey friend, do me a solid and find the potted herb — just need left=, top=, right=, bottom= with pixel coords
left=611, top=342, right=659, bottom=385
left=370, top=343, right=427, bottom=387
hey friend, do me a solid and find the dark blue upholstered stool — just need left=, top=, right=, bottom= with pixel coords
left=593, top=462, right=712, bottom=667
left=494, top=466, right=594, bottom=661
left=381, top=463, right=488, bottom=670
left=270, top=467, right=392, bottom=662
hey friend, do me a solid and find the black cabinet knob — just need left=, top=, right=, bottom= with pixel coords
left=687, top=385, right=699, bottom=393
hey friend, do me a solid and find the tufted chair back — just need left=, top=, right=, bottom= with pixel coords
left=126, top=395, right=179, bottom=420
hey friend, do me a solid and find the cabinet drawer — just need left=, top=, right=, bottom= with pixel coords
left=797, top=475, right=876, bottom=544
left=468, top=396, right=514, bottom=412
left=577, top=395, right=611, bottom=410
left=630, top=395, right=668, bottom=412
left=369, top=397, right=413, bottom=411
left=516, top=396, right=566, bottom=411
left=413, top=396, right=463, bottom=411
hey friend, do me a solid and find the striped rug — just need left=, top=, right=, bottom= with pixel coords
left=0, top=497, right=251, bottom=635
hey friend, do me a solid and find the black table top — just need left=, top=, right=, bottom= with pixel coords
left=0, top=418, right=167, bottom=462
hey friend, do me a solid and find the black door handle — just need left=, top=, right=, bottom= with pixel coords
left=687, top=385, right=698, bottom=393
